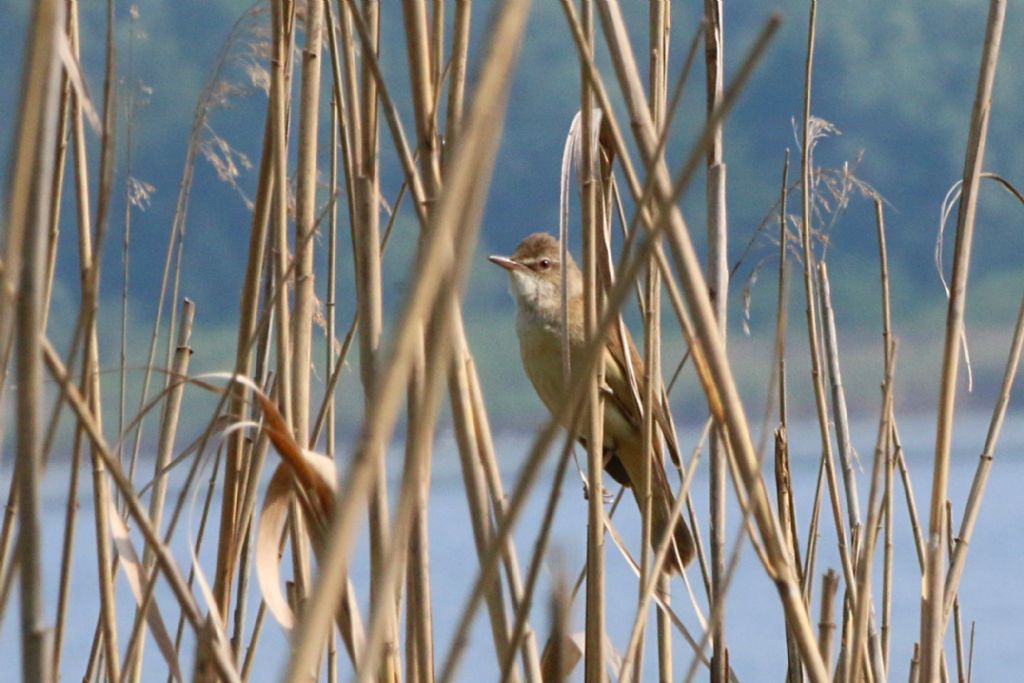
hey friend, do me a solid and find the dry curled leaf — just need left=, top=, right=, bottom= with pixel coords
left=108, top=501, right=184, bottom=683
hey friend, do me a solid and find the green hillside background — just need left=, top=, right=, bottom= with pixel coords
left=3, top=0, right=1023, bottom=439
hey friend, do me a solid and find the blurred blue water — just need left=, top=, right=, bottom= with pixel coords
left=2, top=412, right=1022, bottom=681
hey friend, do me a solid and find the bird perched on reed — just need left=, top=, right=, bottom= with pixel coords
left=489, top=232, right=694, bottom=573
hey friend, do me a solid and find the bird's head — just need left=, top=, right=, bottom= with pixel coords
left=488, top=233, right=582, bottom=316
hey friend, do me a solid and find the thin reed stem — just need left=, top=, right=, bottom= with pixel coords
left=921, top=3, right=1006, bottom=678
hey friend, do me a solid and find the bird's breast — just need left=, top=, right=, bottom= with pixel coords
left=515, top=312, right=636, bottom=452
left=516, top=313, right=568, bottom=414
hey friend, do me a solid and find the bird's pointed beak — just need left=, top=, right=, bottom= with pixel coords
left=488, top=255, right=523, bottom=272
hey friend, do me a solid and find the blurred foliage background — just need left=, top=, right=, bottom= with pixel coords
left=3, top=0, right=1022, bottom=435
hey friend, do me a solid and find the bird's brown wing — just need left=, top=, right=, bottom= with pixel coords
left=602, top=320, right=682, bottom=467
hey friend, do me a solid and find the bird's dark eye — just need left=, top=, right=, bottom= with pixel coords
left=538, top=258, right=551, bottom=270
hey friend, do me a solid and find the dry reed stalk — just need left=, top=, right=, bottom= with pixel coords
left=618, top=429, right=723, bottom=682
left=41, top=341, right=240, bottom=680
left=945, top=503, right=967, bottom=683
left=400, top=7, right=450, bottom=681
left=773, top=159, right=801, bottom=680
left=847, top=338, right=896, bottom=683
left=227, top=0, right=291, bottom=631
left=496, top=431, right=580, bottom=683
left=283, top=2, right=530, bottom=676
left=909, top=643, right=920, bottom=683
left=819, top=258, right=861, bottom=539
left=637, top=10, right=662, bottom=676
left=465, top=358, right=544, bottom=681
left=122, top=299, right=195, bottom=678
left=942, top=289, right=1024, bottom=621
left=40, top=7, right=77, bottom=339
left=343, top=3, right=399, bottom=674
left=921, top=2, right=1006, bottom=678
left=326, top=81, right=341, bottom=683
left=818, top=569, right=838, bottom=677
left=46, top=3, right=88, bottom=673
left=819, top=262, right=887, bottom=680
left=892, top=425, right=926, bottom=571
left=357, top=297, right=459, bottom=683
left=292, top=0, right=324, bottom=447
left=577, top=4, right=608, bottom=680
left=875, top=198, right=895, bottom=672
left=437, top=114, right=711, bottom=683
left=586, top=3, right=828, bottom=678
left=287, top=4, right=325, bottom=671
left=643, top=3, right=672, bottom=681
left=449, top=352, right=522, bottom=681
left=6, top=1, right=65, bottom=679
left=794, top=3, right=862, bottom=639
left=701, top=1, right=729, bottom=679
left=223, top=115, right=275, bottom=661
left=73, top=69, right=122, bottom=683
left=214, top=11, right=281, bottom=643
left=444, top=0, right=472, bottom=154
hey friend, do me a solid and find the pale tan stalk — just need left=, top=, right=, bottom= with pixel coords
left=875, top=198, right=895, bottom=671
left=283, top=2, right=529, bottom=674
left=921, top=3, right=1006, bottom=678
left=346, top=3, right=397, bottom=674
left=620, top=431, right=723, bottom=683
left=584, top=3, right=825, bottom=678
left=819, top=261, right=861, bottom=537
left=497, top=431, right=579, bottom=683
left=147, top=300, right=196, bottom=546
left=449, top=352, right=520, bottom=681
left=122, top=299, right=195, bottom=679
left=943, top=289, right=1024, bottom=621
left=701, top=0, right=728, bottom=679
left=644, top=3, right=672, bottom=681
left=326, top=80, right=341, bottom=683
left=793, top=2, right=860, bottom=630
left=42, top=340, right=240, bottom=680
left=402, top=0, right=442, bottom=195
left=774, top=154, right=801, bottom=682
left=215, top=7, right=300, bottom=621
left=6, top=3, right=65, bottom=680
left=405, top=344, right=436, bottom=683
left=893, top=425, right=926, bottom=571
left=946, top=503, right=967, bottom=683
left=577, top=3, right=606, bottom=680
left=309, top=181, right=406, bottom=447
left=444, top=0, right=472, bottom=154
left=818, top=570, right=838, bottom=677
left=47, top=3, right=85, bottom=673
left=358, top=298, right=461, bottom=683
left=72, top=80, right=121, bottom=683
left=222, top=112, right=275, bottom=657
left=401, top=7, right=445, bottom=680
left=465, top=360, right=544, bottom=681
left=292, top=0, right=324, bottom=449
left=819, top=262, right=886, bottom=680
left=286, top=6, right=324, bottom=669
left=52, top=427, right=84, bottom=677
left=909, top=644, right=920, bottom=683
left=439, top=201, right=703, bottom=683
left=848, top=343, right=895, bottom=683
left=41, top=8, right=73, bottom=336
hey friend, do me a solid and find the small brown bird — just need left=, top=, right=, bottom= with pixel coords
left=489, top=232, right=694, bottom=572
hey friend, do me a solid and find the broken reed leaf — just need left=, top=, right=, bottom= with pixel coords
left=256, top=465, right=298, bottom=630
left=108, top=499, right=184, bottom=683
